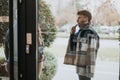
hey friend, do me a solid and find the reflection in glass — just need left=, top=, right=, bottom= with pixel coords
left=0, top=0, right=9, bottom=79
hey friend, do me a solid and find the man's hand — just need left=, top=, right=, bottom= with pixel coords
left=41, top=54, right=45, bottom=61
left=71, top=26, right=76, bottom=34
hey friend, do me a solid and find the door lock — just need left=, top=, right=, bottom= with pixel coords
left=26, top=33, right=32, bottom=54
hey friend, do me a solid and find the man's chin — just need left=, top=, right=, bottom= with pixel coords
left=79, top=26, right=89, bottom=29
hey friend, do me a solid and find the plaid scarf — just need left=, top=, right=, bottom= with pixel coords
left=68, top=28, right=99, bottom=78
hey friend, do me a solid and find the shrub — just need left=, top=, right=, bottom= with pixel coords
left=0, top=0, right=9, bottom=46
left=0, top=0, right=9, bottom=16
left=38, top=0, right=57, bottom=47
left=40, top=51, right=57, bottom=80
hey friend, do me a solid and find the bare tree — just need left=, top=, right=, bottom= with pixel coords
left=93, top=0, right=120, bottom=26
left=55, top=0, right=78, bottom=27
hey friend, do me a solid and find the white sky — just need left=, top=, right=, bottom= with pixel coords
left=44, top=0, right=120, bottom=16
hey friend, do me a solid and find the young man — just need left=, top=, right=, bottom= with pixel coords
left=70, top=10, right=99, bottom=80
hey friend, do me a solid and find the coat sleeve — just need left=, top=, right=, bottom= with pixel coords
left=38, top=27, right=42, bottom=46
left=96, top=35, right=100, bottom=54
left=66, top=34, right=75, bottom=53
left=69, top=33, right=77, bottom=52
left=90, top=28, right=100, bottom=54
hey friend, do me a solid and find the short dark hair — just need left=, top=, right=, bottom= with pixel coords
left=77, top=10, right=92, bottom=22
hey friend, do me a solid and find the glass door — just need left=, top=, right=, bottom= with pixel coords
left=0, top=0, right=9, bottom=80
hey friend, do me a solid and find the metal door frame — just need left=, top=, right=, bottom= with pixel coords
left=9, top=0, right=38, bottom=80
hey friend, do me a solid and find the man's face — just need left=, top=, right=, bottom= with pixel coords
left=77, top=14, right=89, bottom=28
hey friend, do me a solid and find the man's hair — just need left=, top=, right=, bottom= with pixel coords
left=77, top=10, right=92, bottom=22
